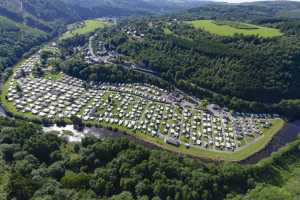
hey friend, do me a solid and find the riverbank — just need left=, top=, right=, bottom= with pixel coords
left=40, top=118, right=285, bottom=162
left=0, top=99, right=294, bottom=163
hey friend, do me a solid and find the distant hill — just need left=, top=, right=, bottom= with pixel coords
left=62, top=0, right=211, bottom=16
left=0, top=0, right=82, bottom=32
left=0, top=0, right=83, bottom=76
left=186, top=1, right=300, bottom=20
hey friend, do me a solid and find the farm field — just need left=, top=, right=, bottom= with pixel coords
left=60, top=19, right=110, bottom=40
left=189, top=20, right=283, bottom=38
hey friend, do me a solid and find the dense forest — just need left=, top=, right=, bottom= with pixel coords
left=61, top=0, right=210, bottom=17
left=0, top=16, right=48, bottom=77
left=0, top=117, right=299, bottom=200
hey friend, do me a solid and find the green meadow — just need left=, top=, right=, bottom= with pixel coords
left=60, top=19, right=110, bottom=40
left=189, top=20, right=283, bottom=38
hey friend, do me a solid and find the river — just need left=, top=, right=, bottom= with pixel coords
left=43, top=124, right=124, bottom=142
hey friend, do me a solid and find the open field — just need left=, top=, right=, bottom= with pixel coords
left=60, top=19, right=110, bottom=40
left=163, top=27, right=173, bottom=35
left=189, top=20, right=283, bottom=38
left=44, top=71, right=63, bottom=81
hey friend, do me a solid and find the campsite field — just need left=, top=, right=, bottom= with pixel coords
left=135, top=118, right=285, bottom=162
left=60, top=19, right=110, bottom=40
left=189, top=20, right=283, bottom=38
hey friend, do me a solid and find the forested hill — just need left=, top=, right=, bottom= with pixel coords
left=0, top=0, right=81, bottom=32
left=0, top=0, right=85, bottom=79
left=185, top=1, right=300, bottom=20
left=79, top=1, right=300, bottom=118
left=62, top=0, right=211, bottom=17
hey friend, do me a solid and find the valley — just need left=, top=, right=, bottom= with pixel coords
left=0, top=36, right=285, bottom=161
left=1, top=1, right=300, bottom=200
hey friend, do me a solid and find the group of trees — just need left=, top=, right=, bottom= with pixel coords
left=59, top=57, right=170, bottom=89
left=0, top=16, right=48, bottom=77
left=0, top=117, right=300, bottom=200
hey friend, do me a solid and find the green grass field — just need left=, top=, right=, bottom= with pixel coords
left=44, top=71, right=63, bottom=81
left=189, top=20, right=283, bottom=38
left=163, top=27, right=173, bottom=35
left=60, top=19, right=110, bottom=40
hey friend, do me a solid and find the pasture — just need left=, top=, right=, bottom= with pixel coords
left=189, top=20, right=283, bottom=38
left=60, top=19, right=110, bottom=40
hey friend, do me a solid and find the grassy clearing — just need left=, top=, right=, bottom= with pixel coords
left=60, top=19, right=110, bottom=40
left=163, top=27, right=173, bottom=35
left=189, top=20, right=283, bottom=38
left=44, top=71, right=63, bottom=81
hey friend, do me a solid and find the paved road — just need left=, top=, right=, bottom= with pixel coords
left=89, top=36, right=96, bottom=58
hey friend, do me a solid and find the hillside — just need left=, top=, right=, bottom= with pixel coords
left=82, top=1, right=300, bottom=118
left=0, top=16, right=48, bottom=74
left=62, top=0, right=211, bottom=16
left=0, top=0, right=81, bottom=32
left=0, top=0, right=83, bottom=79
left=186, top=1, right=300, bottom=20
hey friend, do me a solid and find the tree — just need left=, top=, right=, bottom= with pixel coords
left=70, top=115, right=84, bottom=131
left=8, top=173, right=38, bottom=200
left=61, top=171, right=90, bottom=189
left=110, top=191, right=135, bottom=200
left=16, top=83, right=22, bottom=94
left=48, top=161, right=65, bottom=179
left=0, top=144, right=20, bottom=162
left=24, top=134, right=62, bottom=163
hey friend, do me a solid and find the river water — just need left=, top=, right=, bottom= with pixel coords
left=43, top=124, right=124, bottom=142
